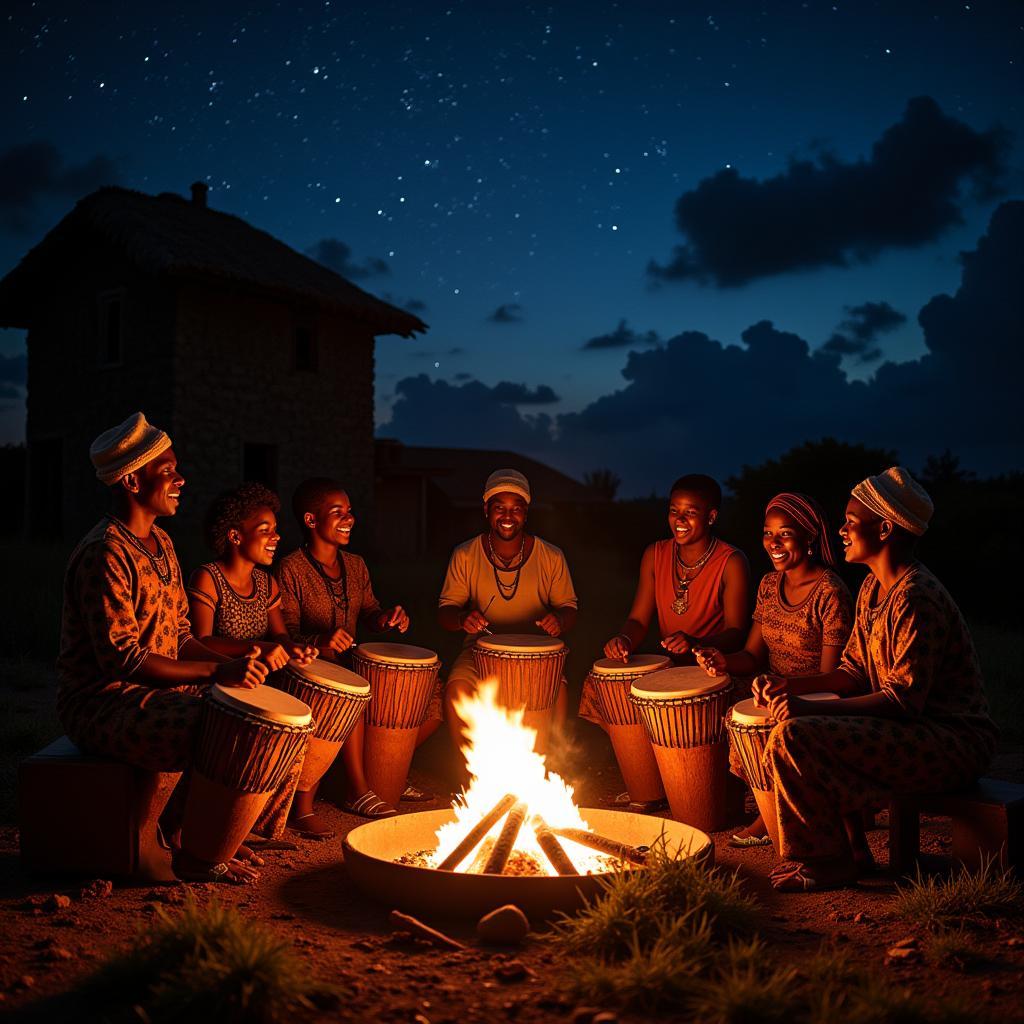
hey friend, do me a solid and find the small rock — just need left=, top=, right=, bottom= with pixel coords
left=41, top=946, right=73, bottom=962
left=828, top=911, right=850, bottom=923
left=352, top=938, right=377, bottom=952
left=477, top=905, right=530, bottom=946
left=593, top=1014, right=619, bottom=1024
left=886, top=945, right=919, bottom=961
left=14, top=975, right=35, bottom=990
left=79, top=879, right=113, bottom=900
left=1003, top=936, right=1024, bottom=947
left=852, top=911, right=871, bottom=924
left=571, top=1008, right=602, bottom=1024
left=412, top=1016, right=430, bottom=1024
left=44, top=894, right=71, bottom=912
left=494, top=961, right=528, bottom=984
left=890, top=936, right=919, bottom=950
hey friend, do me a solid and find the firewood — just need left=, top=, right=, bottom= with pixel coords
left=482, top=801, right=528, bottom=874
left=388, top=910, right=465, bottom=950
left=437, top=793, right=517, bottom=871
left=531, top=817, right=579, bottom=876
left=552, top=828, right=648, bottom=866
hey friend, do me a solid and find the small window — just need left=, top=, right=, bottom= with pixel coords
left=97, top=291, right=125, bottom=366
left=293, top=326, right=318, bottom=372
left=243, top=443, right=278, bottom=490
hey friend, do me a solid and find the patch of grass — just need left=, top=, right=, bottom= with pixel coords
left=923, top=928, right=985, bottom=971
left=892, top=855, right=1024, bottom=930
left=82, top=894, right=341, bottom=1023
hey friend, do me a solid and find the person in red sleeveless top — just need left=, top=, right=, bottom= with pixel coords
left=580, top=474, right=750, bottom=808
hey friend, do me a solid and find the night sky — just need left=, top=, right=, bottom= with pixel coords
left=1, top=1, right=1021, bottom=494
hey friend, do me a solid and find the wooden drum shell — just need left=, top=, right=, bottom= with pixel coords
left=272, top=665, right=370, bottom=744
left=473, top=646, right=567, bottom=713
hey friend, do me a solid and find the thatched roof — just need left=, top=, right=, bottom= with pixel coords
left=0, top=186, right=427, bottom=337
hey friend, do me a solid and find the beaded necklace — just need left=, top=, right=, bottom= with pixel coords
left=303, top=546, right=350, bottom=628
left=671, top=537, right=717, bottom=615
left=486, top=533, right=526, bottom=602
left=107, top=514, right=172, bottom=585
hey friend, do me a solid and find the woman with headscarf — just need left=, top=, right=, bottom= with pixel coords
left=756, top=468, right=997, bottom=891
left=696, top=492, right=854, bottom=846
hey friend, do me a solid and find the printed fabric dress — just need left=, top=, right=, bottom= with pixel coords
left=763, top=562, right=998, bottom=862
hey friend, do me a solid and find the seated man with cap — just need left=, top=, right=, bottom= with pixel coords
left=57, top=412, right=283, bottom=884
left=755, top=467, right=997, bottom=892
left=438, top=469, right=578, bottom=755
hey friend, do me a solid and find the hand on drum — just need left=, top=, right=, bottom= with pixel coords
left=256, top=643, right=291, bottom=672
left=288, top=644, right=318, bottom=666
left=694, top=647, right=726, bottom=676
left=321, top=628, right=355, bottom=654
left=214, top=646, right=268, bottom=689
left=460, top=609, right=491, bottom=635
left=767, top=692, right=814, bottom=722
left=603, top=634, right=632, bottom=661
left=752, top=673, right=787, bottom=706
left=535, top=611, right=563, bottom=637
left=660, top=631, right=691, bottom=655
left=378, top=606, right=410, bottom=633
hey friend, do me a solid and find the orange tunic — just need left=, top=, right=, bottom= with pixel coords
left=652, top=537, right=742, bottom=641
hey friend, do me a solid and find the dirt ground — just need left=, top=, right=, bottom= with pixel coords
left=2, top=733, right=1023, bottom=1024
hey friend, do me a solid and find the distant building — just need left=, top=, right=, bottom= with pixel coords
left=374, top=439, right=600, bottom=557
left=0, top=183, right=424, bottom=552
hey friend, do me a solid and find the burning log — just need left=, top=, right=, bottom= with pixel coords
left=531, top=816, right=579, bottom=876
left=482, top=800, right=528, bottom=874
left=467, top=837, right=496, bottom=874
left=552, top=827, right=648, bottom=866
left=438, top=793, right=517, bottom=871
left=389, top=909, right=465, bottom=950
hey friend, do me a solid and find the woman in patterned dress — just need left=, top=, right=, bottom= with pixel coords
left=758, top=468, right=997, bottom=891
left=696, top=493, right=854, bottom=846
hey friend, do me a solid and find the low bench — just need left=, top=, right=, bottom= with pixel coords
left=887, top=777, right=1024, bottom=875
left=18, top=736, right=181, bottom=882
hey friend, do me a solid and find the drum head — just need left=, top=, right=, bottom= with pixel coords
left=630, top=665, right=729, bottom=700
left=475, top=633, right=565, bottom=654
left=730, top=697, right=772, bottom=726
left=288, top=658, right=369, bottom=695
left=209, top=683, right=312, bottom=726
left=591, top=654, right=670, bottom=676
left=355, top=642, right=438, bottom=666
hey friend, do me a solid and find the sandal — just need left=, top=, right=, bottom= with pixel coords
left=172, top=852, right=258, bottom=885
left=400, top=784, right=435, bottom=802
left=288, top=812, right=336, bottom=839
left=343, top=791, right=398, bottom=819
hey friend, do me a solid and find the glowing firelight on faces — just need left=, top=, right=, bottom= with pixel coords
left=429, top=681, right=609, bottom=875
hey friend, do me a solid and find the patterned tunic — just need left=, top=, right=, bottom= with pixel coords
left=765, top=563, right=998, bottom=861
left=188, top=562, right=280, bottom=642
left=753, top=570, right=853, bottom=676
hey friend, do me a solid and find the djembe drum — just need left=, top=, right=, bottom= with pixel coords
left=473, top=633, right=568, bottom=752
left=726, top=692, right=839, bottom=848
left=270, top=658, right=371, bottom=793
left=585, top=654, right=670, bottom=803
left=630, top=666, right=733, bottom=831
left=352, top=642, right=440, bottom=807
left=182, top=683, right=312, bottom=864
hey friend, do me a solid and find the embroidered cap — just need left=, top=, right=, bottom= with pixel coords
left=90, top=412, right=172, bottom=485
left=851, top=466, right=933, bottom=536
left=483, top=468, right=531, bottom=505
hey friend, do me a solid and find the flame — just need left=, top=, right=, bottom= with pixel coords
left=429, top=681, right=609, bottom=875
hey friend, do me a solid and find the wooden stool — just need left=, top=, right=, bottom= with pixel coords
left=18, top=736, right=181, bottom=882
left=888, top=778, right=1024, bottom=875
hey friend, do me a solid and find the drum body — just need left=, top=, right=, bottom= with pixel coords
left=184, top=683, right=312, bottom=863
left=352, top=643, right=440, bottom=807
left=473, top=634, right=567, bottom=752
left=586, top=655, right=669, bottom=803
left=271, top=659, right=371, bottom=792
left=630, top=667, right=733, bottom=832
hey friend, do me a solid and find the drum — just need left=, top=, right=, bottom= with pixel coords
left=473, top=633, right=568, bottom=752
left=585, top=655, right=670, bottom=803
left=183, top=683, right=312, bottom=864
left=352, top=642, right=441, bottom=807
left=630, top=666, right=733, bottom=831
left=271, top=658, right=371, bottom=793
left=726, top=692, right=839, bottom=848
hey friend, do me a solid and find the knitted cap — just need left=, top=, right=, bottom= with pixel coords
left=89, top=412, right=172, bottom=485
left=850, top=466, right=933, bottom=536
left=483, top=468, right=531, bottom=505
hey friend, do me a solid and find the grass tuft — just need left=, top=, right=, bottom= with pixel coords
left=82, top=894, right=340, bottom=1023
left=923, top=928, right=985, bottom=971
left=892, top=854, right=1024, bottom=930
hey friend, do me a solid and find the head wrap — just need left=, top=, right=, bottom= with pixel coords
left=483, top=468, right=531, bottom=505
left=89, top=412, right=171, bottom=485
left=765, top=492, right=839, bottom=567
left=850, top=467, right=933, bottom=536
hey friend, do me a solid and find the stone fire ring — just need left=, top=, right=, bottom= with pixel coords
left=343, top=807, right=713, bottom=924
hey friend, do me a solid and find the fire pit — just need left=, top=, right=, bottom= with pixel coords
left=342, top=682, right=712, bottom=922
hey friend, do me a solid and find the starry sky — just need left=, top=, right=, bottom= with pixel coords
left=1, top=1, right=1021, bottom=493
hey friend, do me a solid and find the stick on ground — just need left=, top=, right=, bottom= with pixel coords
left=389, top=910, right=465, bottom=950
left=437, top=793, right=517, bottom=871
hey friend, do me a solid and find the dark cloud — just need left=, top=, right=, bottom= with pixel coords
left=648, top=98, right=1008, bottom=286
left=489, top=382, right=560, bottom=404
left=0, top=142, right=118, bottom=234
left=821, top=301, right=906, bottom=364
left=0, top=352, right=27, bottom=386
left=487, top=303, right=524, bottom=323
left=305, top=238, right=390, bottom=279
left=379, top=203, right=1022, bottom=494
left=581, top=319, right=661, bottom=351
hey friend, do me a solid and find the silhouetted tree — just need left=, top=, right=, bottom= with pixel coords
left=583, top=468, right=621, bottom=502
left=921, top=449, right=975, bottom=488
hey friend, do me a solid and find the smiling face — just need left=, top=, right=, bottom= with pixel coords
left=232, top=506, right=280, bottom=566
left=306, top=490, right=355, bottom=547
left=127, top=448, right=184, bottom=517
left=485, top=491, right=528, bottom=541
left=667, top=489, right=717, bottom=547
left=762, top=509, right=813, bottom=573
left=839, top=497, right=886, bottom=564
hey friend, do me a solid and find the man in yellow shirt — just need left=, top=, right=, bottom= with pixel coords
left=438, top=469, right=578, bottom=753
